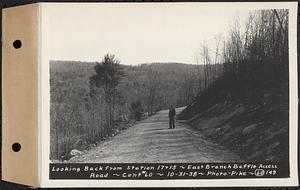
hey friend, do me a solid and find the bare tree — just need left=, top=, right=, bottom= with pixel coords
left=146, top=67, right=161, bottom=116
left=90, top=54, right=124, bottom=133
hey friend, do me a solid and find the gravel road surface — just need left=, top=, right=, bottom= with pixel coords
left=69, top=107, right=241, bottom=163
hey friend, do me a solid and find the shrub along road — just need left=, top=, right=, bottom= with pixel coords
left=69, top=107, right=241, bottom=163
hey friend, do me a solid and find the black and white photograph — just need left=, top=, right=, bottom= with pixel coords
left=45, top=3, right=297, bottom=182
left=49, top=4, right=289, bottom=163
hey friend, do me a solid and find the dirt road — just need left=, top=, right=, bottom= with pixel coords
left=69, top=108, right=241, bottom=163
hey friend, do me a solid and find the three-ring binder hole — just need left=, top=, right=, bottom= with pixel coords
left=12, top=143, right=21, bottom=152
left=13, top=40, right=22, bottom=49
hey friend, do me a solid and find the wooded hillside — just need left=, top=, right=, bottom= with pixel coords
left=179, top=9, right=289, bottom=162
left=50, top=60, right=219, bottom=160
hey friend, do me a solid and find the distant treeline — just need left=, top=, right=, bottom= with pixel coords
left=50, top=59, right=219, bottom=160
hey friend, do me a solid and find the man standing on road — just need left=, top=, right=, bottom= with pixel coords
left=168, top=107, right=176, bottom=129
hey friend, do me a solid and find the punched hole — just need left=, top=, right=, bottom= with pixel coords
left=12, top=143, right=21, bottom=152
left=13, top=40, right=22, bottom=49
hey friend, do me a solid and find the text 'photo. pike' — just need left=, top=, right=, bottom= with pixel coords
left=47, top=3, right=295, bottom=181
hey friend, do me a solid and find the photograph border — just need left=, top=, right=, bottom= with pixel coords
left=0, top=0, right=298, bottom=189
left=40, top=1, right=298, bottom=187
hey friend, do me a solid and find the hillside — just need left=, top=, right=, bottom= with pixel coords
left=50, top=60, right=212, bottom=114
left=179, top=67, right=289, bottom=162
left=50, top=60, right=219, bottom=160
left=179, top=9, right=289, bottom=163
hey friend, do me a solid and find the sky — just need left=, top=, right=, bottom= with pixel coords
left=42, top=3, right=259, bottom=65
